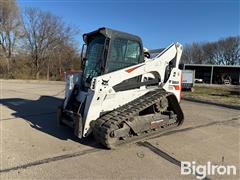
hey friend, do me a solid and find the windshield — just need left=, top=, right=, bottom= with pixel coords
left=83, top=36, right=105, bottom=87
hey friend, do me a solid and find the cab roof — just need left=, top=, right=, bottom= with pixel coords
left=83, top=27, right=142, bottom=44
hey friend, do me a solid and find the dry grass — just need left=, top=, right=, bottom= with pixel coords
left=182, top=85, right=240, bottom=105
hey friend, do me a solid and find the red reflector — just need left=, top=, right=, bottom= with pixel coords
left=174, top=85, right=180, bottom=90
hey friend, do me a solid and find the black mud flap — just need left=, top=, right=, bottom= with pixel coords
left=167, top=94, right=184, bottom=125
left=57, top=105, right=64, bottom=125
left=73, top=113, right=83, bottom=138
left=57, top=105, right=83, bottom=138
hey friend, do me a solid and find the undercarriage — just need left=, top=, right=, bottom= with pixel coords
left=91, top=89, right=184, bottom=148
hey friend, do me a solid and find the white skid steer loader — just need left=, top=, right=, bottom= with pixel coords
left=58, top=27, right=184, bottom=149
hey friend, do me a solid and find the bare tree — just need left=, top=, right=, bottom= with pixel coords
left=45, top=41, right=80, bottom=80
left=0, top=0, right=22, bottom=75
left=182, top=43, right=205, bottom=64
left=182, top=36, right=239, bottom=65
left=22, top=7, right=79, bottom=79
left=202, top=42, right=217, bottom=64
left=181, top=44, right=193, bottom=64
left=190, top=42, right=205, bottom=64
left=216, top=37, right=240, bottom=65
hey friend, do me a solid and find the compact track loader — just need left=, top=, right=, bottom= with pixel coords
left=58, top=27, right=184, bottom=148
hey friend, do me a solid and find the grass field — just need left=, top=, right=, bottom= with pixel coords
left=182, top=85, right=240, bottom=105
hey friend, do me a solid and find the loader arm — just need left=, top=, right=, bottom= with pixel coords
left=91, top=43, right=182, bottom=99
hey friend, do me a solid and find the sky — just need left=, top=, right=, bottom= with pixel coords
left=18, top=0, right=239, bottom=49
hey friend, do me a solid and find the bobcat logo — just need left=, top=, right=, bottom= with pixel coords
left=102, top=79, right=109, bottom=86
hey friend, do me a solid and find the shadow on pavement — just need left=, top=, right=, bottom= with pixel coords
left=0, top=96, right=101, bottom=149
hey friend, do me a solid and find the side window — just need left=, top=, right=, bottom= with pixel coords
left=125, top=41, right=140, bottom=60
left=107, top=38, right=141, bottom=73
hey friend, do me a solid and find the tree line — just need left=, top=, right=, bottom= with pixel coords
left=181, top=36, right=240, bottom=65
left=0, top=0, right=80, bottom=80
left=0, top=0, right=239, bottom=80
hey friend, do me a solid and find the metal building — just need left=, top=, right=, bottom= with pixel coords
left=181, top=64, right=240, bottom=85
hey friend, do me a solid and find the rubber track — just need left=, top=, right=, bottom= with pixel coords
left=92, top=89, right=183, bottom=149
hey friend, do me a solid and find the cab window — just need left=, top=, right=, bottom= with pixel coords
left=107, top=38, right=140, bottom=73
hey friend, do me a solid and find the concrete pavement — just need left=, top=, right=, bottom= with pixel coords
left=0, top=80, right=239, bottom=179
